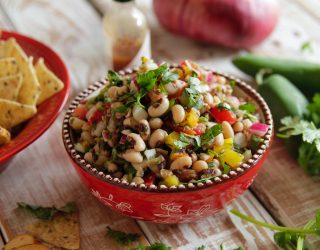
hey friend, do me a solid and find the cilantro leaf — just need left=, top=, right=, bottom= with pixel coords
left=197, top=246, right=205, bottom=250
left=239, top=103, right=256, bottom=114
left=173, top=133, right=191, bottom=149
left=130, top=243, right=172, bottom=250
left=106, top=226, right=140, bottom=245
left=301, top=41, right=313, bottom=53
left=182, top=77, right=204, bottom=109
left=17, top=201, right=77, bottom=220
left=201, top=124, right=222, bottom=146
left=137, top=64, right=168, bottom=91
left=112, top=106, right=129, bottom=117
left=107, top=70, right=122, bottom=86
left=249, top=135, right=264, bottom=151
left=161, top=70, right=179, bottom=85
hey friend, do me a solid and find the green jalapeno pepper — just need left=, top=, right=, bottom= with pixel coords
left=233, top=54, right=320, bottom=98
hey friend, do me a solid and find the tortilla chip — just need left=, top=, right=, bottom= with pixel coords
left=0, top=126, right=11, bottom=145
left=6, top=38, right=28, bottom=64
left=25, top=212, right=80, bottom=250
left=0, top=40, right=10, bottom=58
left=35, top=58, right=64, bottom=104
left=16, top=57, right=41, bottom=105
left=0, top=57, right=20, bottom=77
left=0, top=74, right=23, bottom=100
left=0, top=99, right=37, bottom=130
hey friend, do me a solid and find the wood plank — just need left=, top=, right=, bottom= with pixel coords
left=0, top=0, right=148, bottom=249
left=1, top=0, right=111, bottom=98
left=139, top=192, right=277, bottom=250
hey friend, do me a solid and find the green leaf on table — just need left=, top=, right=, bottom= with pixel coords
left=130, top=243, right=171, bottom=250
left=17, top=201, right=77, bottom=220
left=300, top=41, right=313, bottom=53
left=106, top=226, right=140, bottom=245
left=197, top=245, right=205, bottom=250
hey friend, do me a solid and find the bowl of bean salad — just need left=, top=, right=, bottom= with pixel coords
left=62, top=58, right=273, bottom=223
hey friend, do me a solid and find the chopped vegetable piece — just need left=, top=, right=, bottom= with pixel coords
left=221, top=149, right=244, bottom=169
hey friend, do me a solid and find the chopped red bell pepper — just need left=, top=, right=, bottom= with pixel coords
left=210, top=105, right=237, bottom=125
left=88, top=109, right=104, bottom=126
left=72, top=105, right=88, bottom=120
left=144, top=173, right=156, bottom=186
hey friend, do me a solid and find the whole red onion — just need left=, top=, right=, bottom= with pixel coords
left=153, top=0, right=279, bottom=49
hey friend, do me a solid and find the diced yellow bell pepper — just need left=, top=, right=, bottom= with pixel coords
left=163, top=175, right=180, bottom=187
left=221, top=149, right=244, bottom=169
left=165, top=132, right=180, bottom=149
left=214, top=138, right=233, bottom=154
left=185, top=108, right=199, bottom=128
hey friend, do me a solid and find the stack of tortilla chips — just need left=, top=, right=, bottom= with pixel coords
left=0, top=38, right=64, bottom=146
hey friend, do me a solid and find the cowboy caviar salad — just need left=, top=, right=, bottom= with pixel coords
left=69, top=58, right=268, bottom=187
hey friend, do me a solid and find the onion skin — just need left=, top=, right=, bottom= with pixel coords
left=153, top=0, right=279, bottom=49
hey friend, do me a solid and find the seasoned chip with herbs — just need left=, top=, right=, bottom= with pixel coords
left=0, top=74, right=22, bottom=101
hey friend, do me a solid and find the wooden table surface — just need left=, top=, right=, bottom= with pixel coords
left=0, top=0, right=319, bottom=249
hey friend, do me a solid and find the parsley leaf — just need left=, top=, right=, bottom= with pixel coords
left=239, top=103, right=256, bottom=114
left=17, top=201, right=77, bottom=220
left=201, top=124, right=222, bottom=146
left=106, top=226, right=140, bottom=245
left=107, top=70, right=122, bottom=86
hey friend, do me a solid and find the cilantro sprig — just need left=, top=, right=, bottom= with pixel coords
left=230, top=209, right=320, bottom=250
left=106, top=226, right=140, bottom=245
left=174, top=133, right=201, bottom=149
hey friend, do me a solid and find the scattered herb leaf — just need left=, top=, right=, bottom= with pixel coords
left=300, top=41, right=313, bottom=53
left=106, top=226, right=140, bottom=245
left=130, top=242, right=172, bottom=250
left=17, top=202, right=76, bottom=220
left=107, top=70, right=122, bottom=86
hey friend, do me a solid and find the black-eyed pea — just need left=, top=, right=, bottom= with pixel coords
left=170, top=156, right=192, bottom=170
left=171, top=104, right=185, bottom=124
left=233, top=121, right=244, bottom=132
left=214, top=133, right=224, bottom=146
left=128, top=133, right=146, bottom=151
left=105, top=161, right=118, bottom=173
left=192, top=160, right=208, bottom=172
left=121, top=129, right=131, bottom=135
left=199, top=153, right=210, bottom=161
left=160, top=169, right=173, bottom=178
left=213, top=96, right=221, bottom=105
left=203, top=93, right=214, bottom=105
left=122, top=149, right=143, bottom=163
left=95, top=154, right=107, bottom=166
left=84, top=152, right=93, bottom=163
left=121, top=174, right=129, bottom=182
left=234, top=132, right=247, bottom=148
left=243, top=149, right=252, bottom=161
left=148, top=97, right=169, bottom=117
left=190, top=153, right=197, bottom=163
left=149, top=118, right=163, bottom=129
left=175, top=169, right=197, bottom=182
left=211, top=159, right=220, bottom=168
left=69, top=117, right=86, bottom=131
left=149, top=129, right=168, bottom=148
left=165, top=80, right=186, bottom=95
left=132, top=176, right=144, bottom=185
left=133, top=105, right=148, bottom=121
left=81, top=131, right=93, bottom=144
left=222, top=121, right=234, bottom=139
left=243, top=119, right=253, bottom=129
left=123, top=117, right=138, bottom=128
left=138, top=120, right=150, bottom=141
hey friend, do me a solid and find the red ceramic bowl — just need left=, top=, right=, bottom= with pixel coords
left=0, top=30, right=70, bottom=166
left=62, top=67, right=273, bottom=224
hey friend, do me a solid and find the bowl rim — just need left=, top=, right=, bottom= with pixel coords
left=0, top=30, right=71, bottom=165
left=62, top=65, right=273, bottom=193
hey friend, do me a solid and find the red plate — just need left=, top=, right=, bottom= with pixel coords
left=0, top=30, right=70, bottom=166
